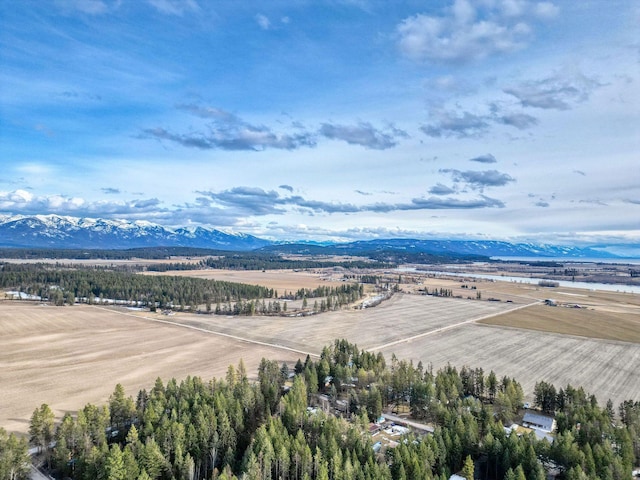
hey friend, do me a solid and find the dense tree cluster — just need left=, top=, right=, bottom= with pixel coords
left=0, top=428, right=30, bottom=480
left=366, top=251, right=487, bottom=265
left=23, top=340, right=639, bottom=480
left=1, top=264, right=368, bottom=316
left=203, top=255, right=392, bottom=271
left=0, top=263, right=273, bottom=310
left=0, top=247, right=487, bottom=266
left=0, top=247, right=229, bottom=260
left=342, top=275, right=381, bottom=285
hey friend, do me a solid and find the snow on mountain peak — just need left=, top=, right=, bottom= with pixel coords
left=0, top=213, right=270, bottom=250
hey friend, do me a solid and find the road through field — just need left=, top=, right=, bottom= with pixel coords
left=128, top=294, right=518, bottom=354
left=3, top=291, right=639, bottom=436
left=93, top=296, right=531, bottom=359
left=90, top=305, right=320, bottom=358
left=378, top=323, right=640, bottom=408
left=368, top=299, right=539, bottom=352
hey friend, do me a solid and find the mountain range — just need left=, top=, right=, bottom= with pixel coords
left=0, top=214, right=270, bottom=251
left=0, top=214, right=624, bottom=259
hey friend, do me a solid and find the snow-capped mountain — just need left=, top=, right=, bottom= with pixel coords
left=0, top=214, right=271, bottom=250
left=263, top=238, right=620, bottom=259
left=336, top=239, right=617, bottom=258
left=0, top=214, right=623, bottom=258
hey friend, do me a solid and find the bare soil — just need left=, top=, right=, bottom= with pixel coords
left=377, top=323, right=640, bottom=408
left=3, top=270, right=640, bottom=437
left=0, top=302, right=300, bottom=436
left=480, top=303, right=640, bottom=343
left=142, top=268, right=348, bottom=293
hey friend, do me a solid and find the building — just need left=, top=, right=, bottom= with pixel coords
left=523, top=412, right=556, bottom=432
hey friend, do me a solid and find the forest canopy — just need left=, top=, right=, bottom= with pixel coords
left=19, top=339, right=640, bottom=480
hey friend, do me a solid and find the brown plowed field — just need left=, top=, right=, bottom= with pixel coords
left=0, top=303, right=300, bottom=436
left=2, top=286, right=640, bottom=437
left=142, top=268, right=347, bottom=293
left=480, top=303, right=640, bottom=343
left=377, top=323, right=640, bottom=409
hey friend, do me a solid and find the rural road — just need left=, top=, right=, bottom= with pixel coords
left=368, top=300, right=540, bottom=352
left=381, top=412, right=435, bottom=433
left=94, top=299, right=538, bottom=360
left=90, top=305, right=320, bottom=358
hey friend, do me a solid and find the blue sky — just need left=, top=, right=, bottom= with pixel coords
left=1, top=0, right=639, bottom=245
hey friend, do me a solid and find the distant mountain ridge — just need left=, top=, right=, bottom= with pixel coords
left=0, top=214, right=271, bottom=251
left=0, top=214, right=621, bottom=258
left=261, top=238, right=618, bottom=259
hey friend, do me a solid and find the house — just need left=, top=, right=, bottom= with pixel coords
left=369, top=423, right=381, bottom=434
left=523, top=412, right=556, bottom=432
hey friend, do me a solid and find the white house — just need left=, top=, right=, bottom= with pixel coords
left=523, top=412, right=556, bottom=432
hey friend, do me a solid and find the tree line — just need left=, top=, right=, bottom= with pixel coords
left=0, top=263, right=367, bottom=315
left=0, top=263, right=273, bottom=310
left=201, top=256, right=392, bottom=272
left=16, top=339, right=639, bottom=480
left=0, top=247, right=231, bottom=260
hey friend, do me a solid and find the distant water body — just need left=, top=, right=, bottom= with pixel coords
left=410, top=270, right=640, bottom=294
left=490, top=256, right=640, bottom=265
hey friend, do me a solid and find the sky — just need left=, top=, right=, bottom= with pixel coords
left=1, top=0, right=639, bottom=246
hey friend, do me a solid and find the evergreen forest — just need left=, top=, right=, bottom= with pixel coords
left=11, top=339, right=640, bottom=480
left=0, top=264, right=364, bottom=314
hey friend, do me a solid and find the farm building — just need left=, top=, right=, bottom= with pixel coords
left=523, top=412, right=556, bottom=432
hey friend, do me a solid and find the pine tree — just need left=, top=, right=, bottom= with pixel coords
left=105, top=444, right=126, bottom=480
left=29, top=403, right=55, bottom=459
left=461, top=455, right=474, bottom=480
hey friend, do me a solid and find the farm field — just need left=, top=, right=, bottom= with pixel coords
left=377, top=322, right=640, bottom=409
left=480, top=303, right=640, bottom=343
left=3, top=281, right=640, bottom=437
left=137, top=293, right=520, bottom=353
left=0, top=302, right=301, bottom=436
left=143, top=267, right=348, bottom=292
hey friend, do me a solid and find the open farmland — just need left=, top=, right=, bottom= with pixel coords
left=155, top=292, right=640, bottom=407
left=376, top=322, right=640, bottom=408
left=480, top=303, right=640, bottom=343
left=3, top=280, right=640, bottom=437
left=143, top=267, right=348, bottom=293
left=0, top=302, right=301, bottom=436
left=135, top=293, right=521, bottom=353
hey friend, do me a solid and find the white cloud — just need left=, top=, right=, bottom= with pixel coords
left=504, top=70, right=603, bottom=110
left=146, top=0, right=199, bottom=16
left=397, top=0, right=556, bottom=63
left=255, top=14, right=271, bottom=30
left=534, top=2, right=559, bottom=19
left=0, top=190, right=163, bottom=217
